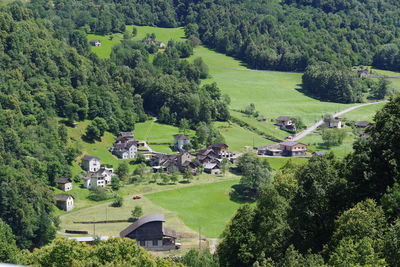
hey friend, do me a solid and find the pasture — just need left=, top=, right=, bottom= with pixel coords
left=343, top=102, right=385, bottom=122
left=146, top=179, right=241, bottom=238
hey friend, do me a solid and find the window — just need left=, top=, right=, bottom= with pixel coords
left=139, top=240, right=145, bottom=246
left=152, top=240, right=159, bottom=246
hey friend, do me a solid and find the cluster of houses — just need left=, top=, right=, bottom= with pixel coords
left=110, top=132, right=138, bottom=159
left=151, top=140, right=237, bottom=175
left=275, top=116, right=297, bottom=132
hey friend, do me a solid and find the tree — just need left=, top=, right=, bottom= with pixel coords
left=0, top=219, right=21, bottom=264
left=179, top=118, right=190, bottom=135
left=131, top=206, right=143, bottom=220
left=371, top=78, right=391, bottom=99
left=161, top=173, right=170, bottom=185
left=289, top=153, right=347, bottom=252
left=218, top=205, right=256, bottom=267
left=112, top=195, right=123, bottom=207
left=85, top=123, right=101, bottom=142
left=183, top=169, right=193, bottom=183
left=116, top=162, right=129, bottom=181
left=381, top=183, right=400, bottom=221
left=28, top=238, right=177, bottom=266
left=132, top=26, right=137, bottom=37
left=237, top=153, right=271, bottom=198
left=321, top=128, right=346, bottom=147
left=221, top=158, right=230, bottom=176
left=384, top=219, right=400, bottom=267
left=111, top=176, right=121, bottom=190
left=180, top=249, right=219, bottom=267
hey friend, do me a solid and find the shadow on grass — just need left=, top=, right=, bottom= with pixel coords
left=229, top=184, right=256, bottom=204
left=179, top=180, right=191, bottom=184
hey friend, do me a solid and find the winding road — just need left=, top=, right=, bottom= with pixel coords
left=292, top=101, right=386, bottom=141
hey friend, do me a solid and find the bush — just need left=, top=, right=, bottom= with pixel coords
left=130, top=206, right=143, bottom=221
left=112, top=195, right=123, bottom=207
left=88, top=187, right=113, bottom=201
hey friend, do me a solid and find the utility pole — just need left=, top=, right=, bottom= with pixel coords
left=198, top=226, right=201, bottom=251
left=106, top=206, right=108, bottom=222
left=93, top=217, right=96, bottom=237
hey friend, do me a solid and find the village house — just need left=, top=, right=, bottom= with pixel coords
left=204, top=161, right=222, bottom=175
left=89, top=40, right=101, bottom=46
left=120, top=214, right=178, bottom=251
left=81, top=155, right=101, bottom=172
left=56, top=177, right=72, bottom=191
left=110, top=132, right=138, bottom=159
left=357, top=68, right=369, bottom=78
left=355, top=121, right=372, bottom=128
left=328, top=117, right=343, bottom=128
left=258, top=141, right=307, bottom=157
left=151, top=153, right=179, bottom=173
left=83, top=166, right=114, bottom=189
left=275, top=116, right=296, bottom=131
left=55, top=194, right=74, bottom=211
left=173, top=134, right=190, bottom=151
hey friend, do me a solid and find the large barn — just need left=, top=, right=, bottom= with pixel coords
left=120, top=214, right=177, bottom=251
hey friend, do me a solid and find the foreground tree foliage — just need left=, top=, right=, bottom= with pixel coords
left=28, top=238, right=180, bottom=267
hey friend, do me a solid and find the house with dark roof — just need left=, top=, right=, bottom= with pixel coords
left=89, top=40, right=101, bottom=46
left=275, top=116, right=297, bottom=131
left=174, top=134, right=190, bottom=151
left=258, top=141, right=307, bottom=157
left=355, top=121, right=372, bottom=128
left=204, top=161, right=222, bottom=175
left=56, top=177, right=72, bottom=191
left=279, top=141, right=307, bottom=156
left=82, top=155, right=101, bottom=172
left=120, top=214, right=177, bottom=251
left=55, top=194, right=74, bottom=211
left=357, top=68, right=369, bottom=78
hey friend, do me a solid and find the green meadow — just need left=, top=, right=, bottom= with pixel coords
left=343, top=102, right=385, bottom=122
left=146, top=179, right=241, bottom=238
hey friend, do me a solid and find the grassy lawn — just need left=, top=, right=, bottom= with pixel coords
left=343, top=102, right=385, bottom=122
left=299, top=130, right=356, bottom=158
left=264, top=157, right=308, bottom=170
left=230, top=111, right=289, bottom=140
left=214, top=121, right=274, bottom=151
left=134, top=119, right=194, bottom=145
left=146, top=179, right=241, bottom=238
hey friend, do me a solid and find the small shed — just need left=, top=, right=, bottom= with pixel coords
left=56, top=177, right=72, bottom=191
left=89, top=40, right=101, bottom=46
left=55, top=194, right=74, bottom=211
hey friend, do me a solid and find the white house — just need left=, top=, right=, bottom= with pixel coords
left=329, top=117, right=343, bottom=128
left=83, top=167, right=114, bottom=189
left=89, top=40, right=101, bottom=46
left=55, top=194, right=74, bottom=211
left=82, top=155, right=101, bottom=172
left=173, top=134, right=190, bottom=151
left=112, top=140, right=138, bottom=159
left=56, top=177, right=72, bottom=191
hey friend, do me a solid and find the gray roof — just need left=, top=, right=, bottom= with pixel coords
left=120, top=214, right=165, bottom=237
left=174, top=134, right=189, bottom=140
left=82, top=155, right=99, bottom=161
left=313, top=151, right=328, bottom=156
left=68, top=236, right=109, bottom=242
left=276, top=116, right=291, bottom=121
left=356, top=121, right=371, bottom=127
left=280, top=141, right=302, bottom=146
left=56, top=177, right=71, bottom=184
left=55, top=194, right=74, bottom=201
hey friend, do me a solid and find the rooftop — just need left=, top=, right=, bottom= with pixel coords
left=55, top=194, right=74, bottom=201
left=82, top=155, right=100, bottom=161
left=120, top=214, right=165, bottom=237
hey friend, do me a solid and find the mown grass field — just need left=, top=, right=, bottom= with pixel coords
left=134, top=119, right=194, bottom=153
left=343, top=102, right=385, bottom=122
left=214, top=121, right=274, bottom=151
left=264, top=157, right=308, bottom=170
left=146, top=179, right=241, bottom=238
left=299, top=130, right=356, bottom=158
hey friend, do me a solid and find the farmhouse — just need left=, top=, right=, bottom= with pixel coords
left=89, top=40, right=101, bottom=46
left=174, top=134, right=190, bottom=151
left=55, top=194, right=74, bottom=211
left=111, top=132, right=138, bottom=159
left=280, top=141, right=307, bottom=157
left=83, top=167, right=114, bottom=189
left=120, top=214, right=177, bottom=251
left=81, top=155, right=101, bottom=172
left=355, top=121, right=372, bottom=128
left=276, top=116, right=293, bottom=127
left=258, top=141, right=307, bottom=157
left=56, top=177, right=72, bottom=191
left=329, top=117, right=343, bottom=128
left=204, top=162, right=222, bottom=175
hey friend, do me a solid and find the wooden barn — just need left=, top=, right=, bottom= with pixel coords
left=120, top=214, right=177, bottom=251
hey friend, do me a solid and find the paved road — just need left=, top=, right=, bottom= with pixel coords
left=292, top=101, right=386, bottom=141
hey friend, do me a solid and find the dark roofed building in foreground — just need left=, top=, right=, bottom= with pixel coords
left=120, top=214, right=177, bottom=251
